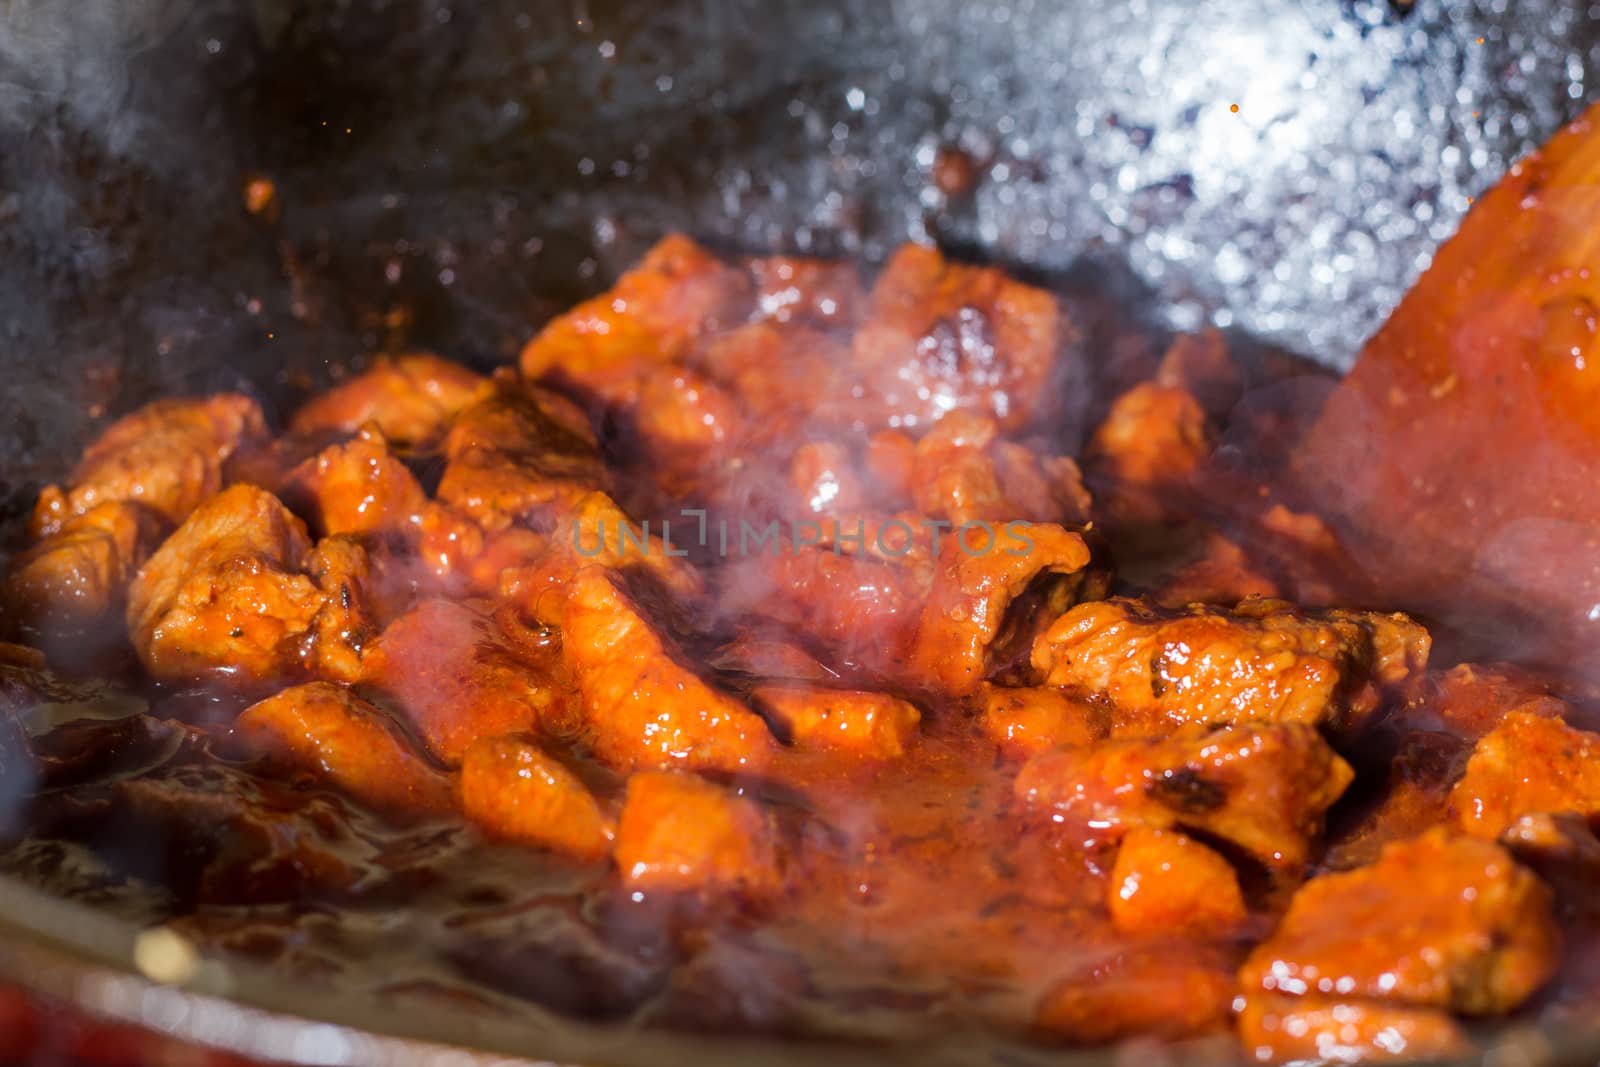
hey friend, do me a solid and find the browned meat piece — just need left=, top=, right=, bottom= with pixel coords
left=458, top=735, right=614, bottom=858
left=287, top=353, right=485, bottom=445
left=691, top=321, right=854, bottom=429
left=908, top=411, right=1091, bottom=527
left=744, top=255, right=863, bottom=327
left=499, top=491, right=707, bottom=628
left=1150, top=531, right=1282, bottom=608
left=1084, top=382, right=1211, bottom=525
left=126, top=485, right=324, bottom=683
left=561, top=567, right=774, bottom=772
left=787, top=441, right=871, bottom=517
left=234, top=682, right=454, bottom=818
left=1154, top=328, right=1242, bottom=418
left=631, top=368, right=745, bottom=497
left=1401, top=663, right=1569, bottom=741
left=981, top=685, right=1108, bottom=756
left=1034, top=943, right=1236, bottom=1044
left=1108, top=827, right=1246, bottom=937
left=1239, top=829, right=1560, bottom=1015
left=5, top=501, right=165, bottom=633
left=850, top=244, right=1066, bottom=432
left=751, top=685, right=920, bottom=759
left=1015, top=722, right=1354, bottom=870
left=719, top=549, right=926, bottom=674
left=911, top=523, right=1091, bottom=694
left=613, top=771, right=780, bottom=893
left=436, top=374, right=609, bottom=532
left=1450, top=711, right=1600, bottom=839
left=1237, top=995, right=1467, bottom=1064
left=521, top=234, right=753, bottom=404
left=31, top=393, right=266, bottom=536
left=864, top=429, right=917, bottom=500
left=1032, top=597, right=1429, bottom=735
left=279, top=428, right=428, bottom=537
left=359, top=598, right=575, bottom=765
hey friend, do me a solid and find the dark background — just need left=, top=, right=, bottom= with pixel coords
left=1, top=0, right=1596, bottom=495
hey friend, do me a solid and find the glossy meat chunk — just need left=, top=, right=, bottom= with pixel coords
left=1450, top=711, right=1600, bottom=839
left=520, top=234, right=752, bottom=403
left=234, top=682, right=454, bottom=817
left=279, top=429, right=428, bottom=537
left=751, top=684, right=920, bottom=759
left=458, top=735, right=614, bottom=858
left=1085, top=382, right=1211, bottom=525
left=1107, top=827, right=1246, bottom=937
left=1034, top=943, right=1236, bottom=1044
left=561, top=568, right=774, bottom=772
left=287, top=353, right=485, bottom=445
left=1032, top=597, right=1429, bottom=735
left=912, top=522, right=1091, bottom=694
left=909, top=411, right=1091, bottom=527
left=1015, top=722, right=1354, bottom=870
left=5, top=501, right=165, bottom=633
left=1237, top=995, right=1466, bottom=1064
left=437, top=375, right=608, bottom=531
left=359, top=598, right=575, bottom=765
left=981, top=685, right=1108, bottom=757
left=1239, top=829, right=1559, bottom=1015
left=850, top=244, right=1066, bottom=432
left=613, top=771, right=779, bottom=894
left=32, top=393, right=265, bottom=535
left=125, top=484, right=324, bottom=683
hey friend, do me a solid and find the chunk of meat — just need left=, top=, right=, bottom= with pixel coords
left=850, top=244, right=1066, bottom=432
left=787, top=441, right=870, bottom=517
left=1237, top=995, right=1467, bottom=1064
left=32, top=393, right=266, bottom=535
left=437, top=376, right=609, bottom=532
left=279, top=428, right=428, bottom=537
left=1150, top=531, right=1283, bottom=608
left=500, top=491, right=708, bottom=630
left=631, top=368, right=744, bottom=495
left=287, top=353, right=485, bottom=445
left=300, top=534, right=391, bottom=682
left=719, top=549, right=926, bottom=674
left=691, top=321, right=855, bottom=429
left=1239, top=829, right=1560, bottom=1015
left=234, top=682, right=454, bottom=818
left=613, top=771, right=779, bottom=894
left=125, top=485, right=323, bottom=683
left=981, top=685, right=1108, bottom=757
left=909, top=412, right=1091, bottom=527
left=5, top=501, right=165, bottom=633
left=521, top=234, right=753, bottom=404
left=1034, top=943, right=1236, bottom=1044
left=912, top=523, right=1091, bottom=694
left=1084, top=382, right=1211, bottom=525
left=359, top=599, right=575, bottom=765
left=752, top=685, right=920, bottom=759
left=458, top=735, right=614, bottom=859
left=1402, top=663, right=1569, bottom=742
left=1107, top=828, right=1246, bottom=937
left=744, top=255, right=863, bottom=327
left=1015, top=722, right=1354, bottom=870
left=561, top=568, right=774, bottom=772
left=1154, top=328, right=1242, bottom=418
left=1450, top=711, right=1600, bottom=839
left=1032, top=597, right=1430, bottom=735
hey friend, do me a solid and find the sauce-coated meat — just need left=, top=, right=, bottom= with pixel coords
left=1033, top=596, right=1429, bottom=735
left=1239, top=829, right=1559, bottom=1014
left=1016, top=722, right=1354, bottom=870
left=13, top=230, right=1600, bottom=1065
left=32, top=393, right=265, bottom=535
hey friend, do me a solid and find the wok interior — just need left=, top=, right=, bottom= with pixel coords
left=4, top=1, right=1600, bottom=1065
